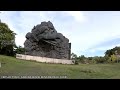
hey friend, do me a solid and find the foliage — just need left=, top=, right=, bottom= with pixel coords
left=79, top=55, right=86, bottom=60
left=70, top=46, right=120, bottom=64
left=71, top=53, right=108, bottom=64
left=107, top=54, right=118, bottom=63
left=2, top=55, right=120, bottom=79
left=0, top=22, right=16, bottom=56
left=111, top=54, right=117, bottom=62
left=74, top=59, right=79, bottom=65
left=105, top=46, right=120, bottom=57
left=71, top=53, right=77, bottom=60
left=15, top=46, right=25, bottom=54
left=88, top=57, right=92, bottom=60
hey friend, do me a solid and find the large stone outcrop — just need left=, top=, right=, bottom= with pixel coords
left=24, top=21, right=71, bottom=59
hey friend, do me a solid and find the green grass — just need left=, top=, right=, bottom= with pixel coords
left=1, top=55, right=120, bottom=79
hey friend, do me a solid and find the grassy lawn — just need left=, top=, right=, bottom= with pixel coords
left=0, top=55, right=120, bottom=79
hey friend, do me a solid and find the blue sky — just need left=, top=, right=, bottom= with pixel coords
left=0, top=11, right=120, bottom=57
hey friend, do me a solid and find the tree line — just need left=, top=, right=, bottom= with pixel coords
left=0, top=21, right=25, bottom=56
left=1, top=21, right=120, bottom=65
left=71, top=46, right=120, bottom=64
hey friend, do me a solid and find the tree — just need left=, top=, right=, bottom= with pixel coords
left=77, top=55, right=86, bottom=63
left=71, top=53, right=77, bottom=60
left=71, top=53, right=79, bottom=64
left=80, top=55, right=85, bottom=60
left=110, top=54, right=117, bottom=63
left=105, top=49, right=113, bottom=57
left=15, top=46, right=25, bottom=54
left=88, top=57, right=92, bottom=60
left=105, top=46, right=120, bottom=57
left=103, top=55, right=109, bottom=63
left=0, top=21, right=16, bottom=56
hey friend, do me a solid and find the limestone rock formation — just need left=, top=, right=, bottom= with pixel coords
left=24, top=21, right=71, bottom=59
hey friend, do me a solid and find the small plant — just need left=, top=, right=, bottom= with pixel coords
left=74, top=60, right=79, bottom=65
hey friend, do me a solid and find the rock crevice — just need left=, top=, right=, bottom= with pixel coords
left=24, top=21, right=71, bottom=59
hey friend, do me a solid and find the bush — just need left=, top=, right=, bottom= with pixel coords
left=74, top=60, right=79, bottom=65
left=14, top=46, right=25, bottom=54
left=107, top=54, right=118, bottom=63
left=0, top=22, right=16, bottom=56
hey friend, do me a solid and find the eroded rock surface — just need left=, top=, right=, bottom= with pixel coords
left=24, top=21, right=71, bottom=59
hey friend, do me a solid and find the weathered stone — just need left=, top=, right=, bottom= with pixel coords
left=24, top=21, right=71, bottom=59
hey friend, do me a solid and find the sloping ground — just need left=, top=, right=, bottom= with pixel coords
left=1, top=55, right=120, bottom=79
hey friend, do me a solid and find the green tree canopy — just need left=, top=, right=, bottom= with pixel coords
left=15, top=46, right=25, bottom=54
left=105, top=46, right=120, bottom=57
left=0, top=21, right=16, bottom=56
left=71, top=53, right=77, bottom=60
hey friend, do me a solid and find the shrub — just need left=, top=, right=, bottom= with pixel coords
left=74, top=60, right=79, bottom=65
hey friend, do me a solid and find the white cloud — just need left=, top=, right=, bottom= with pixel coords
left=63, top=11, right=87, bottom=22
left=0, top=11, right=86, bottom=48
left=1, top=11, right=120, bottom=57
left=89, top=44, right=120, bottom=52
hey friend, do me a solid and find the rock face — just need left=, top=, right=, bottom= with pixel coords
left=24, top=21, right=71, bottom=59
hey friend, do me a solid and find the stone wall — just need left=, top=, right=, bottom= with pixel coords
left=16, top=54, right=75, bottom=65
